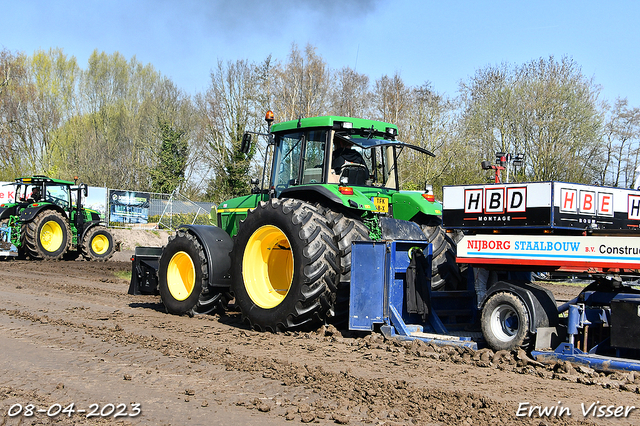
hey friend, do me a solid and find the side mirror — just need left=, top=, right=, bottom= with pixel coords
left=81, top=183, right=88, bottom=197
left=250, top=178, right=260, bottom=194
left=240, top=133, right=252, bottom=154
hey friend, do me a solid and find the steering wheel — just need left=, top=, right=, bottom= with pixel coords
left=46, top=191, right=68, bottom=208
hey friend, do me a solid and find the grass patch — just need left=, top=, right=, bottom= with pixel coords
left=115, top=270, right=131, bottom=281
left=542, top=281, right=589, bottom=287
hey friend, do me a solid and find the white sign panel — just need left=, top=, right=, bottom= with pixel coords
left=458, top=234, right=640, bottom=268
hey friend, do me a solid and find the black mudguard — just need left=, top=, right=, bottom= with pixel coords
left=128, top=225, right=233, bottom=296
left=0, top=206, right=16, bottom=221
left=19, top=205, right=67, bottom=222
left=179, top=225, right=233, bottom=288
left=483, top=280, right=559, bottom=333
left=128, top=246, right=163, bottom=295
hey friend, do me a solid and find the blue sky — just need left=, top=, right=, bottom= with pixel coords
left=2, top=0, right=639, bottom=107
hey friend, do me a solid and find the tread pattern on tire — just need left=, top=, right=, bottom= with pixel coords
left=231, top=198, right=339, bottom=332
left=160, top=229, right=228, bottom=316
left=419, top=224, right=464, bottom=290
left=481, top=291, right=531, bottom=351
left=23, top=210, right=71, bottom=260
left=326, top=210, right=371, bottom=323
left=81, top=226, right=116, bottom=262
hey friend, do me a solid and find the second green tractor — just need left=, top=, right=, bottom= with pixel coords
left=0, top=176, right=116, bottom=261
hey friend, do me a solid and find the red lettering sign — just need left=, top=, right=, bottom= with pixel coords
left=598, top=193, right=613, bottom=217
left=579, top=191, right=596, bottom=215
left=561, top=189, right=577, bottom=212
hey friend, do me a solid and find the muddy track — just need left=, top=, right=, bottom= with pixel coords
left=0, top=260, right=639, bottom=425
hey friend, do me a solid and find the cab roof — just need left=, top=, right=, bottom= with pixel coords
left=270, top=116, right=399, bottom=135
left=15, top=175, right=75, bottom=185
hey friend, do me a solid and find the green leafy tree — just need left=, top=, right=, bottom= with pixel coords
left=151, top=120, right=187, bottom=193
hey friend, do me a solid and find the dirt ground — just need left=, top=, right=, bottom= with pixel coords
left=1, top=231, right=639, bottom=425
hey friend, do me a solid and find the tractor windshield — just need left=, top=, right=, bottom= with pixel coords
left=270, top=128, right=404, bottom=194
left=332, top=133, right=399, bottom=189
left=44, top=184, right=70, bottom=208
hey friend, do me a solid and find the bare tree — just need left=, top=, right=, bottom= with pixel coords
left=331, top=66, right=370, bottom=117
left=372, top=72, right=409, bottom=126
left=197, top=59, right=264, bottom=202
left=271, top=43, right=331, bottom=121
left=601, top=97, right=640, bottom=187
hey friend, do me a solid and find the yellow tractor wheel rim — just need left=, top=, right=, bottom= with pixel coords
left=243, top=225, right=293, bottom=309
left=40, top=220, right=63, bottom=252
left=167, top=251, right=195, bottom=301
left=91, top=234, right=110, bottom=255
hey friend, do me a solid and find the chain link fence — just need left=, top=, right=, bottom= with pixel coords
left=106, top=188, right=216, bottom=230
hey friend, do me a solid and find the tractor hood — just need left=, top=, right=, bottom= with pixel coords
left=280, top=185, right=377, bottom=212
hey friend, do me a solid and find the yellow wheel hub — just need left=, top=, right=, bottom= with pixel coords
left=243, top=225, right=293, bottom=309
left=91, top=234, right=110, bottom=255
left=167, top=251, right=195, bottom=301
left=40, top=220, right=63, bottom=252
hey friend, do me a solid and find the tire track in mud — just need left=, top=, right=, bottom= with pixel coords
left=1, top=260, right=639, bottom=425
left=0, top=307, right=593, bottom=426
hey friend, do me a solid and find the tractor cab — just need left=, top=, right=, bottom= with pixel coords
left=15, top=177, right=72, bottom=209
left=0, top=176, right=73, bottom=219
left=266, top=116, right=435, bottom=197
left=219, top=113, right=442, bottom=238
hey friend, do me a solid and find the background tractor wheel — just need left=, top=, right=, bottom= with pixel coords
left=230, top=198, right=339, bottom=332
left=81, top=226, right=116, bottom=261
left=419, top=224, right=464, bottom=290
left=481, top=291, right=531, bottom=351
left=158, top=229, right=227, bottom=316
left=24, top=210, right=71, bottom=260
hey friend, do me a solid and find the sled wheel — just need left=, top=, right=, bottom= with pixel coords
left=481, top=291, right=531, bottom=351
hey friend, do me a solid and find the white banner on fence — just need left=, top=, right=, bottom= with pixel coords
left=0, top=182, right=15, bottom=204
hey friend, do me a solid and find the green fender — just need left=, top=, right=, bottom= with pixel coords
left=216, top=194, right=268, bottom=237
left=390, top=191, right=442, bottom=222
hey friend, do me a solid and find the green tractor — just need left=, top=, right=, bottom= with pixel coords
left=137, top=112, right=461, bottom=331
left=0, top=176, right=116, bottom=261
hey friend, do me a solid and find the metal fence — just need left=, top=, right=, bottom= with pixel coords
left=106, top=189, right=216, bottom=231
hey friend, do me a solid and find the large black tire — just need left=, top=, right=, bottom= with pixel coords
left=481, top=292, right=531, bottom=351
left=419, top=224, right=464, bottom=290
left=81, top=226, right=116, bottom=261
left=23, top=210, right=71, bottom=260
left=327, top=211, right=371, bottom=324
left=230, top=198, right=339, bottom=332
left=158, top=229, right=227, bottom=316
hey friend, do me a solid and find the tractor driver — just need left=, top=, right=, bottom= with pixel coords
left=28, top=186, right=42, bottom=203
left=329, top=137, right=368, bottom=183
